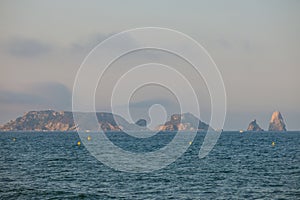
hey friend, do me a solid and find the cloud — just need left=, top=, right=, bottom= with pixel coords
left=215, top=37, right=255, bottom=53
left=129, top=98, right=178, bottom=109
left=30, top=82, right=72, bottom=109
left=0, top=91, right=44, bottom=105
left=0, top=82, right=71, bottom=110
left=69, top=32, right=114, bottom=53
left=3, top=37, right=52, bottom=57
left=69, top=32, right=140, bottom=54
left=216, top=38, right=232, bottom=49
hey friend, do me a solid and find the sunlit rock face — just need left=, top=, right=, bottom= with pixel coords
left=268, top=111, right=287, bottom=131
left=247, top=119, right=263, bottom=131
left=0, top=110, right=76, bottom=131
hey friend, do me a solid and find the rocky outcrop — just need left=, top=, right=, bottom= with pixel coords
left=268, top=111, right=287, bottom=131
left=156, top=113, right=211, bottom=131
left=247, top=119, right=263, bottom=131
left=135, top=119, right=147, bottom=127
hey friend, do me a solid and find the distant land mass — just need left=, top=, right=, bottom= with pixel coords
left=0, top=110, right=211, bottom=132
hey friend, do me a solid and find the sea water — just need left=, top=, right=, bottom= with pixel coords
left=0, top=131, right=299, bottom=199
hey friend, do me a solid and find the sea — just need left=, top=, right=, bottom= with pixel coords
left=0, top=131, right=299, bottom=199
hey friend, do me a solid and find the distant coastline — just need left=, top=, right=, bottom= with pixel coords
left=0, top=110, right=211, bottom=132
left=0, top=110, right=291, bottom=132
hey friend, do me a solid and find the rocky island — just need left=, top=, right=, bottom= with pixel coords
left=268, top=111, right=287, bottom=131
left=244, top=111, right=288, bottom=132
left=247, top=119, right=264, bottom=131
left=0, top=110, right=76, bottom=131
left=156, top=113, right=211, bottom=131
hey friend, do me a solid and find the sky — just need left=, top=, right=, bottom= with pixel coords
left=0, top=0, right=299, bottom=130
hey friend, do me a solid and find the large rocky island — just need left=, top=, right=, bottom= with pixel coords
left=0, top=110, right=148, bottom=131
left=0, top=110, right=211, bottom=132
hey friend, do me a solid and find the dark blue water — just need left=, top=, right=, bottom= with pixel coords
left=0, top=131, right=299, bottom=199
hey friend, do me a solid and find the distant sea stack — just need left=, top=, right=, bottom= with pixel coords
left=268, top=111, right=287, bottom=131
left=247, top=119, right=264, bottom=131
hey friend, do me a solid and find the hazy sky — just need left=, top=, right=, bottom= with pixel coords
left=0, top=0, right=299, bottom=130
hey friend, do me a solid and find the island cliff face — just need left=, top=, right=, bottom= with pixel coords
left=268, top=111, right=287, bottom=131
left=0, top=110, right=76, bottom=131
left=247, top=119, right=263, bottom=131
left=156, top=113, right=211, bottom=131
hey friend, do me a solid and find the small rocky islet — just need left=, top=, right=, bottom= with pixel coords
left=247, top=119, right=264, bottom=131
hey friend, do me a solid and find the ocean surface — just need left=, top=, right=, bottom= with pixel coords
left=0, top=131, right=299, bottom=199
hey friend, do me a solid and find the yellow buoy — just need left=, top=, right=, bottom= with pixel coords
left=77, top=141, right=81, bottom=146
left=189, top=141, right=192, bottom=145
left=272, top=141, right=275, bottom=147
left=12, top=138, right=16, bottom=142
left=87, top=136, right=91, bottom=141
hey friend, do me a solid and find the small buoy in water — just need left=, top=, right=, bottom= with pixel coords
left=12, top=138, right=16, bottom=142
left=87, top=136, right=91, bottom=141
left=77, top=141, right=81, bottom=146
left=272, top=141, right=275, bottom=147
left=189, top=141, right=192, bottom=145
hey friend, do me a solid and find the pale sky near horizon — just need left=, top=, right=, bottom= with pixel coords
left=0, top=0, right=299, bottom=130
